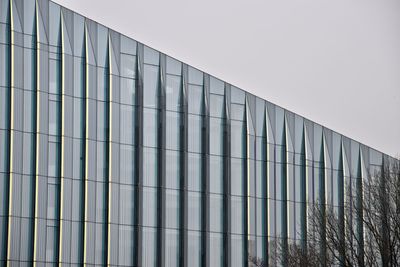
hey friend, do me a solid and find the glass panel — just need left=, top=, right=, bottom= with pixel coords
left=165, top=150, right=179, bottom=189
left=188, top=115, right=202, bottom=153
left=209, top=233, right=223, bottom=266
left=142, top=187, right=157, bottom=227
left=120, top=78, right=136, bottom=106
left=210, top=94, right=224, bottom=118
left=118, top=225, right=134, bottom=266
left=188, top=85, right=203, bottom=115
left=166, top=75, right=181, bottom=111
left=143, top=148, right=158, bottom=187
left=188, top=231, right=201, bottom=267
left=143, top=65, right=159, bottom=108
left=166, top=111, right=180, bottom=150
left=209, top=194, right=223, bottom=233
left=143, top=46, right=159, bottom=65
left=165, top=229, right=179, bottom=267
left=121, top=54, right=136, bottom=78
left=143, top=108, right=158, bottom=148
left=209, top=156, right=223, bottom=194
left=142, top=227, right=157, bottom=267
left=166, top=56, right=181, bottom=76
left=231, top=158, right=244, bottom=196
left=188, top=67, right=203, bottom=85
left=165, top=189, right=179, bottom=229
left=120, top=145, right=134, bottom=185
left=188, top=192, right=201, bottom=231
left=209, top=118, right=223, bottom=156
left=231, top=235, right=244, bottom=267
left=119, top=185, right=134, bottom=224
left=120, top=105, right=135, bottom=145
left=188, top=153, right=202, bottom=192
left=231, top=196, right=244, bottom=234
left=210, top=77, right=224, bottom=95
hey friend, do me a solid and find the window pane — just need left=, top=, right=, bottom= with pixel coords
left=166, top=111, right=181, bottom=150
left=143, top=65, right=159, bottom=108
left=188, top=192, right=201, bottom=230
left=143, top=108, right=158, bottom=148
left=166, top=189, right=179, bottom=229
left=120, top=78, right=136, bottom=106
left=166, top=75, right=181, bottom=111
left=121, top=54, right=136, bottom=78
left=209, top=194, right=223, bottom=232
left=142, top=188, right=157, bottom=227
left=188, top=85, right=203, bottom=115
left=188, top=115, right=202, bottom=153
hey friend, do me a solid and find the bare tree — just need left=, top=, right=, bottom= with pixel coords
left=249, top=159, right=400, bottom=266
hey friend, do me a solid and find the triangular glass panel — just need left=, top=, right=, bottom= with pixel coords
left=266, top=107, right=274, bottom=144
left=85, top=24, right=96, bottom=66
left=23, top=0, right=35, bottom=35
left=97, top=24, right=108, bottom=67
left=285, top=111, right=295, bottom=152
left=61, top=8, right=73, bottom=55
left=284, top=115, right=294, bottom=153
left=323, top=133, right=332, bottom=169
left=61, top=13, right=72, bottom=55
left=313, top=124, right=323, bottom=162
left=275, top=106, right=285, bottom=146
left=11, top=0, right=23, bottom=33
left=0, top=0, right=10, bottom=24
left=109, top=34, right=120, bottom=76
left=342, top=140, right=351, bottom=178
left=245, top=99, right=255, bottom=136
left=37, top=0, right=48, bottom=40
left=36, top=3, right=48, bottom=43
left=294, top=114, right=304, bottom=153
left=266, top=102, right=275, bottom=140
left=304, top=121, right=313, bottom=160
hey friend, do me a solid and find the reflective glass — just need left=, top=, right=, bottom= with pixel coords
left=165, top=150, right=180, bottom=189
left=188, top=115, right=202, bottom=153
left=188, top=192, right=201, bottom=230
left=143, top=148, right=158, bottom=187
left=143, top=108, right=158, bottom=148
left=120, top=78, right=136, bottom=106
left=209, top=233, right=223, bottom=266
left=166, top=111, right=181, bottom=150
left=166, top=75, right=181, bottom=111
left=143, top=65, right=159, bottom=108
left=209, top=194, right=223, bottom=232
left=188, top=153, right=202, bottom=192
left=188, top=231, right=201, bottom=267
left=165, top=189, right=179, bottom=229
left=142, top=187, right=157, bottom=227
left=165, top=229, right=179, bottom=267
left=121, top=54, right=136, bottom=78
left=188, top=85, right=203, bottom=115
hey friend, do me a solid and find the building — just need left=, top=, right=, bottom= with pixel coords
left=0, top=0, right=394, bottom=266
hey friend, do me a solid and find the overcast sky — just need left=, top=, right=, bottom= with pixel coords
left=55, top=0, right=400, bottom=157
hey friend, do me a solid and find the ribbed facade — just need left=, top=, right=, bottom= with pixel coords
left=0, top=0, right=393, bottom=266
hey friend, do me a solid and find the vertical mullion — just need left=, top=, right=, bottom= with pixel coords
left=223, top=85, right=230, bottom=267
left=181, top=64, right=188, bottom=267
left=105, top=34, right=111, bottom=266
left=82, top=24, right=89, bottom=264
left=245, top=100, right=250, bottom=267
left=203, top=74, right=210, bottom=267
left=4, top=0, right=12, bottom=263
left=135, top=42, right=143, bottom=267
left=159, top=53, right=166, bottom=267
left=30, top=7, right=38, bottom=264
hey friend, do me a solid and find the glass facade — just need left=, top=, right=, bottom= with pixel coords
left=0, top=0, right=395, bottom=266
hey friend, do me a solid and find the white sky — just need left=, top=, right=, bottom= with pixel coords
left=54, top=0, right=400, bottom=157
